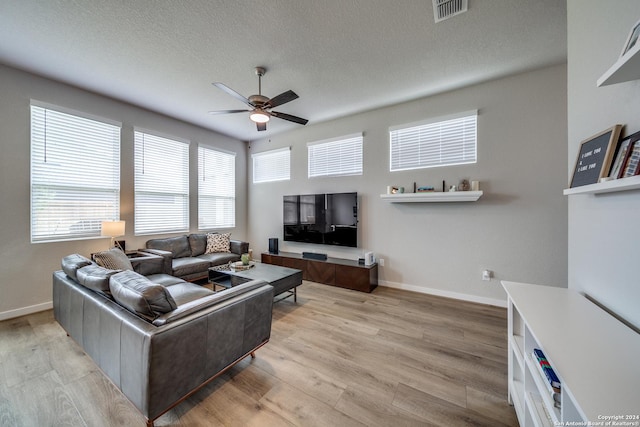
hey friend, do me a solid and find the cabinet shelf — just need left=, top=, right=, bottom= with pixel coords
left=502, top=281, right=640, bottom=426
left=563, top=174, right=640, bottom=196
left=597, top=41, right=640, bottom=86
left=380, top=190, right=482, bottom=203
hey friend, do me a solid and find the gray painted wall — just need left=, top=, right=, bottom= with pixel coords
left=248, top=64, right=568, bottom=306
left=567, top=1, right=640, bottom=330
left=0, top=64, right=247, bottom=319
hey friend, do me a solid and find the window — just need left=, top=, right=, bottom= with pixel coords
left=389, top=110, right=477, bottom=171
left=134, top=130, right=189, bottom=235
left=30, top=102, right=121, bottom=243
left=308, top=133, right=363, bottom=178
left=198, top=146, right=235, bottom=229
left=252, top=147, right=290, bottom=183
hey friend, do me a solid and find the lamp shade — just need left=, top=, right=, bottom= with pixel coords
left=101, top=220, right=125, bottom=237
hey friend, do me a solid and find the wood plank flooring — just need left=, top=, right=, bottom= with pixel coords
left=0, top=282, right=518, bottom=426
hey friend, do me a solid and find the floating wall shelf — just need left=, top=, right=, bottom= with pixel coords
left=597, top=41, right=640, bottom=86
left=380, top=190, right=482, bottom=203
left=563, top=174, right=640, bottom=196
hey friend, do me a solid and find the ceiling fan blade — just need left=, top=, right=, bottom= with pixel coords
left=266, top=90, right=299, bottom=108
left=271, top=111, right=309, bottom=125
left=212, top=82, right=253, bottom=107
left=208, top=109, right=250, bottom=115
left=257, top=122, right=267, bottom=131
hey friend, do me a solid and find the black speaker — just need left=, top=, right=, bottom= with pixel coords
left=268, top=238, right=279, bottom=254
left=302, top=252, right=327, bottom=260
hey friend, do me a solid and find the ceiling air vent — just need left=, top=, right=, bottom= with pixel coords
left=433, top=0, right=468, bottom=23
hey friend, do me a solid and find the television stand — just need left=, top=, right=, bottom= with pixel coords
left=261, top=251, right=377, bottom=293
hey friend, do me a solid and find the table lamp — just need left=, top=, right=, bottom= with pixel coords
left=101, top=220, right=125, bottom=250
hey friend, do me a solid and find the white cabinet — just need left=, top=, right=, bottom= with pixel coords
left=502, top=281, right=640, bottom=426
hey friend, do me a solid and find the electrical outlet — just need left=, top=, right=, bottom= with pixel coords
left=378, top=258, right=385, bottom=266
left=482, top=270, right=493, bottom=281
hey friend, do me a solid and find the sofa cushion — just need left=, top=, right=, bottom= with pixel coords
left=188, top=233, right=207, bottom=257
left=146, top=235, right=191, bottom=259
left=164, top=282, right=214, bottom=306
left=76, top=264, right=119, bottom=297
left=205, top=232, right=231, bottom=254
left=172, top=257, right=211, bottom=278
left=197, top=252, right=239, bottom=267
left=93, top=248, right=133, bottom=271
left=109, top=270, right=177, bottom=321
left=146, top=273, right=188, bottom=287
left=61, top=254, right=93, bottom=281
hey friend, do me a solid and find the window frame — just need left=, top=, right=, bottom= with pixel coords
left=252, top=147, right=291, bottom=183
left=198, top=145, right=236, bottom=230
left=389, top=110, right=477, bottom=172
left=307, top=133, right=364, bottom=178
left=30, top=101, right=121, bottom=243
left=133, top=129, right=190, bottom=236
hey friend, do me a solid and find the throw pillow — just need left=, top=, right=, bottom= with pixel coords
left=205, top=232, right=231, bottom=254
left=93, top=247, right=133, bottom=271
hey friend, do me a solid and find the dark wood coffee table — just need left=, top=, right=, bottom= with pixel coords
left=208, top=262, right=302, bottom=302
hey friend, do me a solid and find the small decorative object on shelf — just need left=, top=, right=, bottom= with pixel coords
left=570, top=125, right=622, bottom=188
left=609, top=130, right=640, bottom=179
left=460, top=179, right=470, bottom=191
left=471, top=180, right=480, bottom=191
left=449, top=185, right=457, bottom=192
left=598, top=18, right=640, bottom=86
left=417, top=186, right=434, bottom=192
left=621, top=139, right=640, bottom=178
left=387, top=186, right=404, bottom=194
left=620, top=18, right=640, bottom=58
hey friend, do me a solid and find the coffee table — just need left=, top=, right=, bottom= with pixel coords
left=208, top=262, right=303, bottom=302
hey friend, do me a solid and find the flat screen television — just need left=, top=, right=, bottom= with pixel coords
left=283, top=192, right=358, bottom=248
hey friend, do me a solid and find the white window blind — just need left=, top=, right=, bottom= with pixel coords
left=252, top=147, right=290, bottom=183
left=308, top=133, right=363, bottom=178
left=134, top=131, right=189, bottom=235
left=30, top=103, right=121, bottom=243
left=198, top=146, right=236, bottom=229
left=389, top=111, right=477, bottom=171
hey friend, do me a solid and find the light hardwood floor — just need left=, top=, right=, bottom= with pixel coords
left=0, top=282, right=518, bottom=426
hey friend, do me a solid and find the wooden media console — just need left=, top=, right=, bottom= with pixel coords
left=261, top=251, right=377, bottom=293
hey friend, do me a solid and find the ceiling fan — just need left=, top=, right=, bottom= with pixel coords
left=209, top=67, right=308, bottom=131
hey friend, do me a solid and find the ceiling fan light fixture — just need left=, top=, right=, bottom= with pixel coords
left=250, top=110, right=270, bottom=123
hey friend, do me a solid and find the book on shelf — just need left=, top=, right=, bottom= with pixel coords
left=533, top=348, right=561, bottom=394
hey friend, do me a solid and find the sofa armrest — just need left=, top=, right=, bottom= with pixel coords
left=130, top=253, right=166, bottom=276
left=139, top=248, right=173, bottom=274
left=230, top=240, right=249, bottom=255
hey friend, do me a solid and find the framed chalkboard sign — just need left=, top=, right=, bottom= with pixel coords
left=570, top=125, right=622, bottom=188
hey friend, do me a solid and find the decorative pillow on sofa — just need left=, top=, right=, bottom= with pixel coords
left=109, top=270, right=177, bottom=321
left=93, top=248, right=133, bottom=271
left=205, top=233, right=231, bottom=254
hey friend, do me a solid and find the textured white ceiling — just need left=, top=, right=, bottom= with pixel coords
left=0, top=0, right=566, bottom=141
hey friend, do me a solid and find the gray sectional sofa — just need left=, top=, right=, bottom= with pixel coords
left=143, top=233, right=249, bottom=281
left=53, top=252, right=273, bottom=427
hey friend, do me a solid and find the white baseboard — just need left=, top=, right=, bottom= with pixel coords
left=0, top=301, right=53, bottom=321
left=378, top=279, right=507, bottom=308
